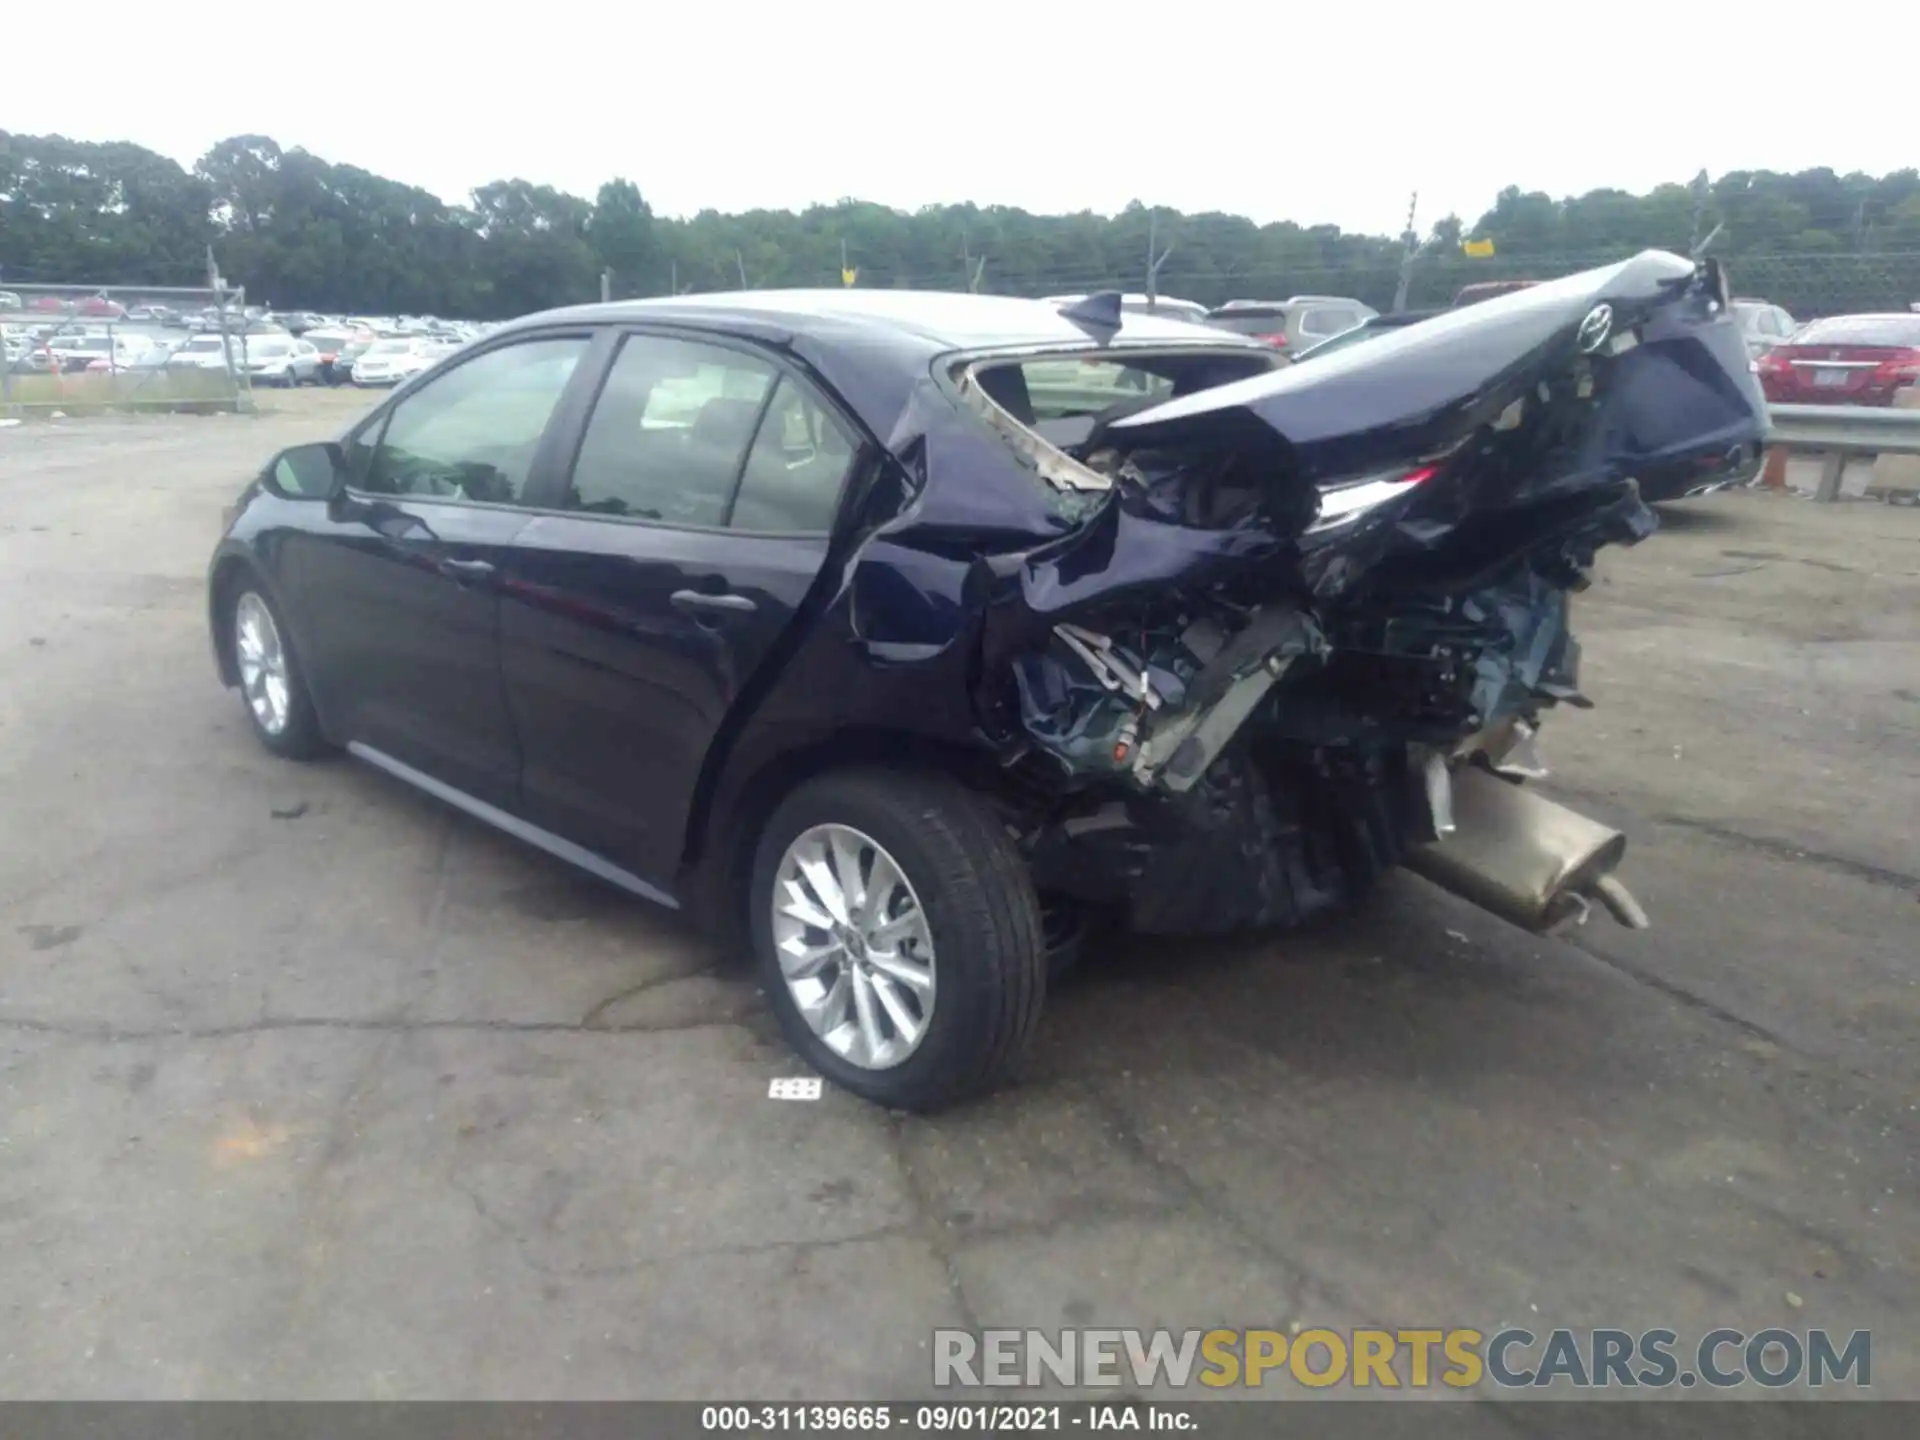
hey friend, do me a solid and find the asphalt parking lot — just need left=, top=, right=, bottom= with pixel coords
left=2, top=391, right=1917, bottom=1403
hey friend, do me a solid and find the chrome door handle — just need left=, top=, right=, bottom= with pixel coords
left=440, top=557, right=496, bottom=581
left=670, top=589, right=756, bottom=615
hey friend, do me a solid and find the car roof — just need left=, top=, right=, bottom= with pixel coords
left=511, top=289, right=1268, bottom=443
left=525, top=288, right=1250, bottom=353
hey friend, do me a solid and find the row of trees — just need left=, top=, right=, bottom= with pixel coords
left=5, top=131, right=1920, bottom=318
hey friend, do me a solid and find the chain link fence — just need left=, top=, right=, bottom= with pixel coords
left=612, top=250, right=1920, bottom=321
left=1, top=282, right=251, bottom=413
left=970, top=251, right=1920, bottom=318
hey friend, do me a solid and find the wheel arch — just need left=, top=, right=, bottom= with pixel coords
left=207, top=553, right=334, bottom=739
left=207, top=551, right=262, bottom=687
left=689, top=725, right=1004, bottom=942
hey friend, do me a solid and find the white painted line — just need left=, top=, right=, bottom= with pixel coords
left=768, top=1077, right=823, bottom=1101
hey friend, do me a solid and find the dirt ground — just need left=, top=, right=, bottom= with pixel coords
left=1, top=390, right=1916, bottom=1404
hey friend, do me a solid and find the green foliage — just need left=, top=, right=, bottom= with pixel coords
left=4, top=131, right=1918, bottom=318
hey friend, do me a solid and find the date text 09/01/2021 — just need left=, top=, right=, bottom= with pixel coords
left=701, top=1405, right=1186, bottom=1432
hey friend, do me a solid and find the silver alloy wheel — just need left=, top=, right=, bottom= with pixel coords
left=771, top=823, right=936, bottom=1070
left=233, top=592, right=291, bottom=736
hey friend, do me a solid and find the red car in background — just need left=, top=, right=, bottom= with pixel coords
left=1756, top=313, right=1920, bottom=406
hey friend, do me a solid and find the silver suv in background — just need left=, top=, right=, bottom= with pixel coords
left=239, top=334, right=322, bottom=386
left=1203, top=296, right=1378, bottom=354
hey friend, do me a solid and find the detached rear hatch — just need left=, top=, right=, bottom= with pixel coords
left=1106, top=251, right=1767, bottom=521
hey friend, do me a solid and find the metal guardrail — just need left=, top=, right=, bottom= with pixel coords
left=1766, top=403, right=1920, bottom=502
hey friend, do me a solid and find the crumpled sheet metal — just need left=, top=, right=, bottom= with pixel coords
left=1012, top=627, right=1196, bottom=779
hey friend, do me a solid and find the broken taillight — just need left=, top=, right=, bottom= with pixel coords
left=1306, top=464, right=1439, bottom=534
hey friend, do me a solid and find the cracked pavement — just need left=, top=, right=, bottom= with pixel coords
left=2, top=395, right=1917, bottom=1400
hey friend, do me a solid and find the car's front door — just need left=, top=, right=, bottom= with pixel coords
left=282, top=332, right=597, bottom=807
left=500, top=330, right=862, bottom=887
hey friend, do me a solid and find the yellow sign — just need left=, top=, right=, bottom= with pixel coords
left=842, top=267, right=858, bottom=287
left=1462, top=238, right=1496, bottom=258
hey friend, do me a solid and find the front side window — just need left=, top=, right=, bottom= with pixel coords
left=565, top=335, right=775, bottom=526
left=358, top=337, right=586, bottom=505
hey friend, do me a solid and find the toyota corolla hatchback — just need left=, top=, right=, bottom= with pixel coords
left=209, top=259, right=1766, bottom=1109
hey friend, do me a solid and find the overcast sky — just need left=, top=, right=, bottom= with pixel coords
left=6, top=2, right=1911, bottom=235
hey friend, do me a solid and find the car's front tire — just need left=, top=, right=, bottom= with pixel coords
left=750, top=768, right=1046, bottom=1112
left=228, top=584, right=327, bottom=760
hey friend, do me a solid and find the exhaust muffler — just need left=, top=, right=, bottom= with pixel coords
left=1404, top=766, right=1649, bottom=932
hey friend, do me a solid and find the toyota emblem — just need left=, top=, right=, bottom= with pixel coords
left=1577, top=304, right=1614, bottom=354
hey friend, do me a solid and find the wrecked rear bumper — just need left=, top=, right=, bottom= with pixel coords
left=1019, top=723, right=1648, bottom=939
left=830, top=253, right=1769, bottom=941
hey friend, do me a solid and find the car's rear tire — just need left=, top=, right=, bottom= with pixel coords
left=228, top=584, right=327, bottom=760
left=750, top=767, right=1046, bottom=1112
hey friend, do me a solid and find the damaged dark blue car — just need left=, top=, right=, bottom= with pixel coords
left=207, top=252, right=1768, bottom=1109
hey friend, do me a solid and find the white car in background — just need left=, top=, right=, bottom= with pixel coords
left=350, top=337, right=441, bottom=386
left=47, top=331, right=154, bottom=373
left=168, top=334, right=244, bottom=371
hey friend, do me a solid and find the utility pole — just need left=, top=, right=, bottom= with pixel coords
left=206, top=245, right=239, bottom=394
left=1392, top=191, right=1420, bottom=313
left=1687, top=169, right=1711, bottom=254
left=1145, top=211, right=1174, bottom=305
left=736, top=249, right=749, bottom=288
left=600, top=268, right=612, bottom=303
left=670, top=259, right=678, bottom=296
left=961, top=234, right=987, bottom=293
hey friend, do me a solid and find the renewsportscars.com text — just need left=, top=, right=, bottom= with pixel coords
left=933, top=1327, right=1871, bottom=1391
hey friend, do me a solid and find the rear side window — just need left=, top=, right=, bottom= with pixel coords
left=729, top=379, right=858, bottom=532
left=567, top=335, right=856, bottom=532
left=1299, top=307, right=1359, bottom=338
left=565, top=335, right=775, bottom=526
left=1205, top=310, right=1286, bottom=336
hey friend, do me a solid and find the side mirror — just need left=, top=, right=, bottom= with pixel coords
left=261, top=441, right=346, bottom=501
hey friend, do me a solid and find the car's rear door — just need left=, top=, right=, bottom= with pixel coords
left=500, top=328, right=862, bottom=889
left=277, top=330, right=600, bottom=807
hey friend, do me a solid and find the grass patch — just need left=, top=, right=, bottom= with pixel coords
left=1, top=368, right=248, bottom=414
